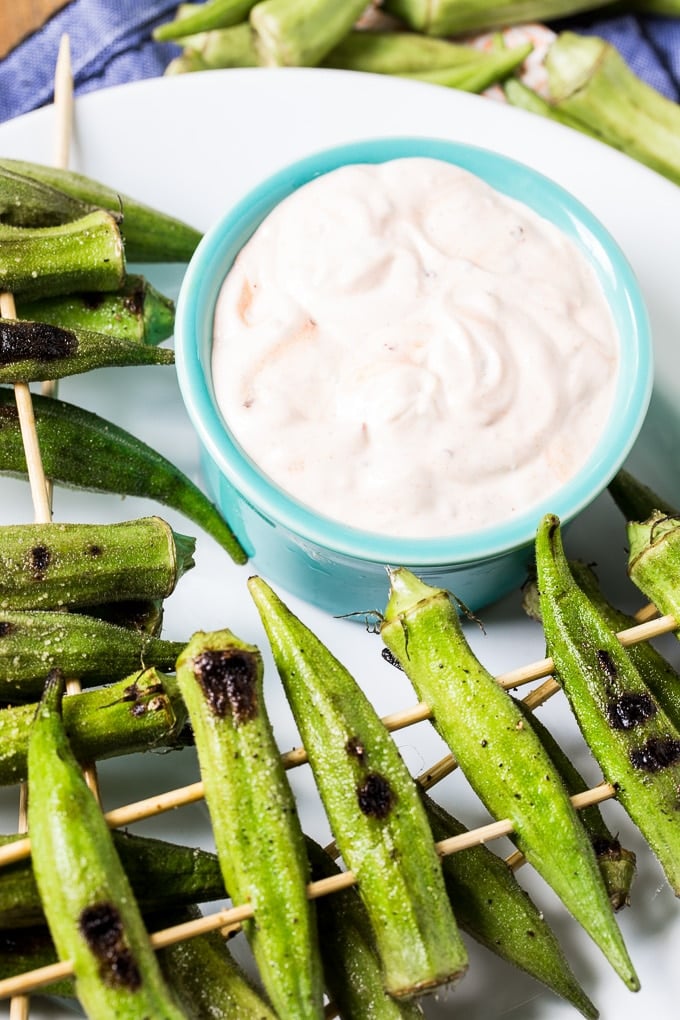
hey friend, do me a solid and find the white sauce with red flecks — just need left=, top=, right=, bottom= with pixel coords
left=212, top=158, right=618, bottom=538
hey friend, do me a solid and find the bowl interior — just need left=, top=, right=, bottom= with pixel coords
left=175, top=136, right=652, bottom=566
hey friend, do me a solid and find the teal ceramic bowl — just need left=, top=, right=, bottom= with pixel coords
left=175, top=137, right=653, bottom=617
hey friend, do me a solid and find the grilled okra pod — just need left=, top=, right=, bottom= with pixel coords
left=0, top=163, right=95, bottom=226
left=608, top=468, right=677, bottom=523
left=0, top=929, right=75, bottom=998
left=380, top=567, right=638, bottom=991
left=27, top=670, right=185, bottom=1017
left=0, top=516, right=193, bottom=611
left=249, top=576, right=468, bottom=999
left=0, top=387, right=246, bottom=563
left=536, top=514, right=680, bottom=895
left=0, top=610, right=184, bottom=699
left=306, top=838, right=424, bottom=1020
left=0, top=830, right=224, bottom=929
left=16, top=275, right=175, bottom=346
left=0, top=318, right=174, bottom=383
left=627, top=512, right=680, bottom=633
left=0, top=667, right=189, bottom=785
left=0, top=158, right=202, bottom=262
left=0, top=211, right=125, bottom=299
left=84, top=597, right=165, bottom=635
left=176, top=628, right=325, bottom=1020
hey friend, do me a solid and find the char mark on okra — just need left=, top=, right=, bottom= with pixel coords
left=607, top=692, right=657, bottom=731
left=0, top=621, right=16, bottom=636
left=345, top=735, right=366, bottom=761
left=192, top=648, right=259, bottom=723
left=596, top=649, right=618, bottom=689
left=29, top=545, right=51, bottom=579
left=0, top=321, right=77, bottom=363
left=78, top=902, right=142, bottom=991
left=123, top=282, right=145, bottom=316
left=356, top=773, right=395, bottom=819
left=629, top=736, right=680, bottom=773
left=0, top=404, right=19, bottom=424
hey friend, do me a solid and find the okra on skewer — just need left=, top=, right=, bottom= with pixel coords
left=176, top=629, right=325, bottom=1020
left=0, top=210, right=124, bottom=300
left=627, top=513, right=680, bottom=632
left=0, top=516, right=193, bottom=611
left=0, top=667, right=189, bottom=786
left=0, top=388, right=247, bottom=563
left=536, top=515, right=680, bottom=896
left=0, top=610, right=185, bottom=699
left=0, top=159, right=202, bottom=263
left=380, top=567, right=638, bottom=991
left=15, top=275, right=175, bottom=346
left=608, top=468, right=677, bottom=524
left=250, top=0, right=368, bottom=67
left=27, top=670, right=185, bottom=1018
left=249, top=576, right=468, bottom=1000
left=0, top=319, right=174, bottom=384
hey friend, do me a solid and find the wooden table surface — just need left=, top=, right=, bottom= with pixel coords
left=0, top=0, right=72, bottom=59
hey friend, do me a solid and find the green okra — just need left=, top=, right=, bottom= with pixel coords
left=15, top=275, right=175, bottom=346
left=0, top=928, right=74, bottom=998
left=380, top=567, right=638, bottom=992
left=0, top=609, right=185, bottom=699
left=0, top=388, right=247, bottom=563
left=157, top=905, right=278, bottom=1019
left=27, top=670, right=185, bottom=1018
left=0, top=516, right=193, bottom=611
left=85, top=597, right=164, bottom=635
left=154, top=0, right=258, bottom=41
left=322, top=30, right=503, bottom=74
left=306, top=838, right=424, bottom=1020
left=0, top=158, right=202, bottom=263
left=0, top=210, right=125, bottom=300
left=628, top=512, right=680, bottom=633
left=165, top=50, right=214, bottom=74
left=608, top=468, right=677, bottom=523
left=249, top=576, right=468, bottom=1000
left=503, top=77, right=602, bottom=139
left=0, top=163, right=95, bottom=227
left=166, top=23, right=259, bottom=71
left=0, top=667, right=189, bottom=786
left=176, top=629, right=325, bottom=1020
left=400, top=44, right=532, bottom=91
left=0, top=318, right=173, bottom=384
left=250, top=0, right=368, bottom=67
left=422, top=794, right=598, bottom=1019
left=382, top=0, right=615, bottom=35
left=0, top=830, right=224, bottom=929
left=536, top=515, right=680, bottom=896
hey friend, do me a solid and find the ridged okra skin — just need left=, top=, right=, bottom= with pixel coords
left=628, top=513, right=680, bottom=629
left=0, top=163, right=94, bottom=227
left=249, top=576, right=468, bottom=1000
left=0, top=668, right=189, bottom=785
left=382, top=0, right=609, bottom=35
left=0, top=609, right=184, bottom=700
left=0, top=318, right=174, bottom=383
left=154, top=0, right=258, bottom=40
left=536, top=515, right=680, bottom=895
left=0, top=516, right=193, bottom=611
left=0, top=158, right=202, bottom=263
left=380, top=567, right=638, bottom=992
left=176, top=628, right=325, bottom=1020
left=27, top=671, right=185, bottom=1018
left=0, top=387, right=247, bottom=563
left=250, top=0, right=369, bottom=67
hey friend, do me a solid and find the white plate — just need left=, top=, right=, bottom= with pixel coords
left=0, top=68, right=679, bottom=1020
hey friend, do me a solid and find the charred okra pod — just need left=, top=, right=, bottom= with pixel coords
left=0, top=158, right=202, bottom=263
left=84, top=598, right=164, bottom=635
left=0, top=830, right=224, bottom=929
left=536, top=515, right=680, bottom=895
left=609, top=468, right=677, bottom=523
left=176, top=629, right=325, bottom=1019
left=0, top=318, right=173, bottom=383
left=0, top=211, right=125, bottom=299
left=380, top=567, right=638, bottom=991
left=0, top=610, right=185, bottom=699
left=0, top=667, right=188, bottom=785
left=0, top=388, right=246, bottom=563
left=250, top=0, right=369, bottom=67
left=0, top=163, right=94, bottom=227
left=16, top=275, right=175, bottom=346
left=27, top=670, right=185, bottom=1017
left=0, top=516, right=193, bottom=611
left=628, top=513, right=680, bottom=632
left=249, top=576, right=468, bottom=1000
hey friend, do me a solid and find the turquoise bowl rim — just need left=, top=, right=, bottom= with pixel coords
left=175, top=136, right=653, bottom=567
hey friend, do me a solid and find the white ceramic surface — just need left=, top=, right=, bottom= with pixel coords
left=0, top=68, right=679, bottom=1020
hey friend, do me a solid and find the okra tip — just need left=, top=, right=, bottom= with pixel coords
left=383, top=567, right=443, bottom=623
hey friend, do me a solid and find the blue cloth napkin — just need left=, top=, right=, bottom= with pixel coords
left=0, top=0, right=678, bottom=124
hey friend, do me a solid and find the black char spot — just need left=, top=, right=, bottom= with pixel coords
left=87, top=545, right=103, bottom=557
left=0, top=405, right=19, bottom=425
left=0, top=621, right=16, bottom=637
left=0, top=321, right=77, bottom=364
left=607, top=692, right=657, bottom=730
left=30, top=545, right=50, bottom=579
left=356, top=773, right=395, bottom=819
left=345, top=736, right=366, bottom=761
left=381, top=647, right=404, bottom=671
left=193, top=648, right=259, bottom=724
left=78, top=903, right=141, bottom=991
left=630, top=737, right=680, bottom=773
left=123, top=283, right=144, bottom=317
left=592, top=835, right=622, bottom=858
left=596, top=650, right=618, bottom=686
left=82, top=291, right=105, bottom=310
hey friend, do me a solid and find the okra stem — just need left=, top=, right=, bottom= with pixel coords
left=250, top=0, right=368, bottom=67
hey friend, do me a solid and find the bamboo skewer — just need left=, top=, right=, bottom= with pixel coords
left=0, top=779, right=618, bottom=1001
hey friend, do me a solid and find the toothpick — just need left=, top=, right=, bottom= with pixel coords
left=0, top=780, right=617, bottom=1002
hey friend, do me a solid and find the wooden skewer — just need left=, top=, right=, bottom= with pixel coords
left=0, top=780, right=618, bottom=1001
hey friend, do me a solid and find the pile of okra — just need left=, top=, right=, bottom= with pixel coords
left=2, top=160, right=680, bottom=1020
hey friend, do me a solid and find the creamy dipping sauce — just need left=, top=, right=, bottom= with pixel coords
left=212, top=158, right=619, bottom=538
